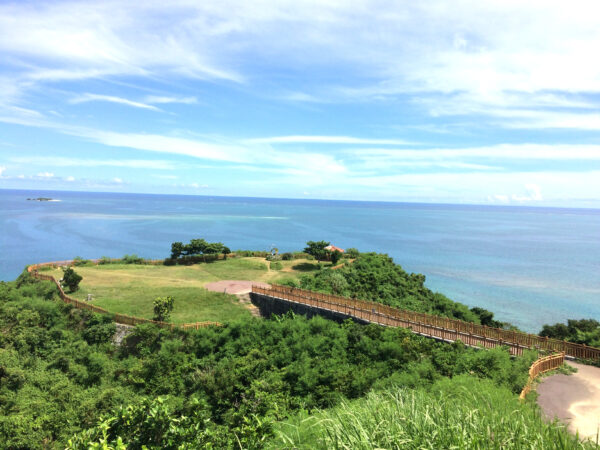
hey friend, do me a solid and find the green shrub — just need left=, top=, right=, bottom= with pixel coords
left=121, top=254, right=145, bottom=264
left=98, top=256, right=114, bottom=265
left=270, top=261, right=283, bottom=271
left=345, top=248, right=360, bottom=258
left=72, top=256, right=92, bottom=267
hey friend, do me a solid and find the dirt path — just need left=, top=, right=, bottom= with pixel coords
left=205, top=280, right=270, bottom=318
left=537, top=361, right=600, bottom=441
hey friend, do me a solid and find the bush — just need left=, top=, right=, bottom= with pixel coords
left=97, top=256, right=114, bottom=265
left=72, top=256, right=91, bottom=267
left=82, top=314, right=117, bottom=345
left=121, top=254, right=144, bottom=264
left=235, top=250, right=270, bottom=258
left=292, top=252, right=313, bottom=260
left=61, top=267, right=82, bottom=293
left=345, top=248, right=360, bottom=258
left=270, top=261, right=283, bottom=271
left=153, top=296, right=174, bottom=322
left=281, top=252, right=293, bottom=261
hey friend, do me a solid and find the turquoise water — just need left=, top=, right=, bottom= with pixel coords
left=1, top=189, right=599, bottom=332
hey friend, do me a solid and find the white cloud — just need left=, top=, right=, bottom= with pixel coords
left=2, top=0, right=600, bottom=131
left=65, top=175, right=75, bottom=181
left=488, top=194, right=509, bottom=203
left=112, top=177, right=123, bottom=183
left=189, top=182, right=208, bottom=189
left=248, top=135, right=411, bottom=145
left=10, top=156, right=178, bottom=170
left=36, top=172, right=54, bottom=178
left=144, top=95, right=197, bottom=104
left=70, top=93, right=160, bottom=111
left=344, top=144, right=600, bottom=164
left=0, top=113, right=349, bottom=177
left=0, top=166, right=5, bottom=176
left=512, top=184, right=543, bottom=202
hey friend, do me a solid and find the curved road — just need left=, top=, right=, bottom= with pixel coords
left=537, top=361, right=600, bottom=442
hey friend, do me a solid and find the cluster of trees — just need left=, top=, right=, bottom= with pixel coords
left=169, top=239, right=231, bottom=262
left=540, top=318, right=600, bottom=348
left=0, top=273, right=534, bottom=448
left=298, top=252, right=507, bottom=326
left=304, top=241, right=344, bottom=264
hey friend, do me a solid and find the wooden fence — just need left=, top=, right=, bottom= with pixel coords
left=252, top=284, right=600, bottom=360
left=519, top=352, right=565, bottom=400
left=27, top=263, right=221, bottom=330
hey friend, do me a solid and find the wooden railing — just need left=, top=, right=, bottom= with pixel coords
left=519, top=352, right=565, bottom=400
left=27, top=263, right=221, bottom=330
left=252, top=284, right=600, bottom=360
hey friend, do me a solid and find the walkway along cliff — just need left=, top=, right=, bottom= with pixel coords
left=251, top=284, right=600, bottom=360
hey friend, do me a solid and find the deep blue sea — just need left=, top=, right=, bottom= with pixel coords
left=1, top=188, right=599, bottom=332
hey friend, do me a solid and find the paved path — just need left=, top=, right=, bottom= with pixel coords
left=537, top=361, right=600, bottom=441
left=205, top=280, right=270, bottom=295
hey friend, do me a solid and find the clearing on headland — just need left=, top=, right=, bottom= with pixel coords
left=45, top=257, right=318, bottom=324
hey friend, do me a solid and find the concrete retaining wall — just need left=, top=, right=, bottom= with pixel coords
left=250, top=292, right=369, bottom=324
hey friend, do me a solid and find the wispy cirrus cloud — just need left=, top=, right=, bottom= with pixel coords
left=144, top=95, right=197, bottom=105
left=247, top=135, right=411, bottom=145
left=9, top=156, right=178, bottom=170
left=69, top=93, right=160, bottom=111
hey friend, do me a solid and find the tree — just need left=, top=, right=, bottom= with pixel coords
left=304, top=241, right=330, bottom=263
left=171, top=242, right=184, bottom=259
left=330, top=250, right=343, bottom=265
left=61, top=267, right=82, bottom=293
left=153, top=296, right=174, bottom=322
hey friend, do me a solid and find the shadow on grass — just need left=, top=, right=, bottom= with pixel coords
left=292, top=262, right=320, bottom=272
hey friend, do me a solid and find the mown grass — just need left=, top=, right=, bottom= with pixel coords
left=46, top=257, right=320, bottom=323
left=270, top=375, right=599, bottom=449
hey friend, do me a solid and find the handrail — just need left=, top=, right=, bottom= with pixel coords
left=252, top=284, right=600, bottom=360
left=27, top=263, right=221, bottom=330
left=519, top=352, right=565, bottom=400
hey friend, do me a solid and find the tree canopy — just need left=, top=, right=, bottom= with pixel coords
left=170, top=239, right=231, bottom=260
left=61, top=266, right=82, bottom=293
left=304, top=240, right=330, bottom=262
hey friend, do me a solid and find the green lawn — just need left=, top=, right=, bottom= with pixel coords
left=47, top=257, right=321, bottom=323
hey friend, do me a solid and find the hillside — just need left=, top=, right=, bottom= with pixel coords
left=2, top=271, right=596, bottom=448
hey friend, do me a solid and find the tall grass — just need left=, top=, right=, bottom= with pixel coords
left=271, top=375, right=599, bottom=449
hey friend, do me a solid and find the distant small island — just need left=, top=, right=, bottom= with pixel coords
left=27, top=197, right=57, bottom=201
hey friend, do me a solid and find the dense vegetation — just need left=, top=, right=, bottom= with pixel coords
left=168, top=239, right=230, bottom=264
left=271, top=375, right=597, bottom=449
left=297, top=252, right=505, bottom=325
left=540, top=319, right=600, bottom=348
left=1, top=273, right=543, bottom=448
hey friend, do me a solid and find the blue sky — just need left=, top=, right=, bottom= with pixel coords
left=1, top=1, right=600, bottom=206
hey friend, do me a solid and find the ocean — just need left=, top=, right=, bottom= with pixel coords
left=1, top=188, right=599, bottom=332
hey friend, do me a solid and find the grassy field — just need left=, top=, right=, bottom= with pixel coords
left=47, top=257, right=324, bottom=324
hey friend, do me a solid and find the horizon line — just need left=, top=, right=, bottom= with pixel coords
left=2, top=187, right=599, bottom=212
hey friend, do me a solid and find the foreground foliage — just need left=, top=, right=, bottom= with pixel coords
left=299, top=252, right=504, bottom=325
left=271, top=375, right=599, bottom=449
left=1, top=274, right=540, bottom=448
